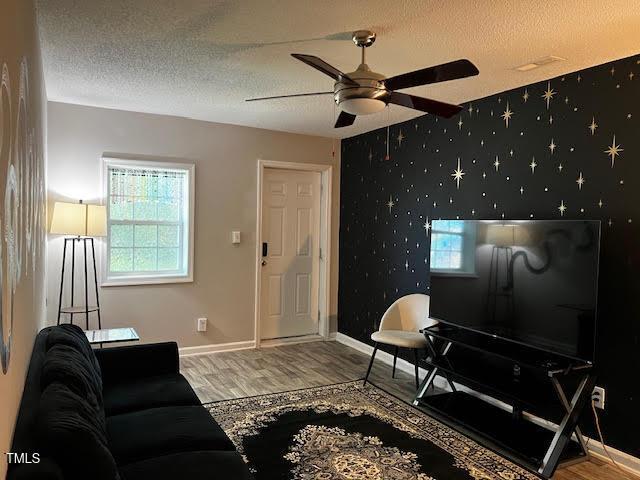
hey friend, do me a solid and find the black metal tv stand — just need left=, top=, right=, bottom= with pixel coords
left=414, top=323, right=596, bottom=479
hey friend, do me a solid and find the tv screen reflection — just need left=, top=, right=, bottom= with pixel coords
left=428, top=220, right=600, bottom=362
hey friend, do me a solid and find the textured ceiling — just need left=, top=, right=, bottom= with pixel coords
left=37, top=0, right=640, bottom=139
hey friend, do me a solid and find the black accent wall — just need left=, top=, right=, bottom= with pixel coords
left=339, top=53, right=639, bottom=457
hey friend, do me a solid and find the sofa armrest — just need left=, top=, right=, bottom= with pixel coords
left=8, top=458, right=64, bottom=480
left=95, top=342, right=179, bottom=386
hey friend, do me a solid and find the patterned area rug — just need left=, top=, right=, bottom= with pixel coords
left=205, top=381, right=537, bottom=480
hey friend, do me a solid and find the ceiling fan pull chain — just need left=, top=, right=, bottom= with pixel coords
left=385, top=106, right=390, bottom=161
left=332, top=101, right=336, bottom=158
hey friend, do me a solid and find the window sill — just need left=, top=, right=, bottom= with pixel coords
left=430, top=271, right=479, bottom=278
left=102, top=274, right=193, bottom=287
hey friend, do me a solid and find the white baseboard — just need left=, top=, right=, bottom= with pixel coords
left=584, top=439, right=640, bottom=477
left=335, top=332, right=640, bottom=475
left=179, top=340, right=256, bottom=357
left=260, top=334, right=326, bottom=348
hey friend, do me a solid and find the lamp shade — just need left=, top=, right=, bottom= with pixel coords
left=486, top=224, right=515, bottom=247
left=50, top=201, right=107, bottom=237
left=50, top=202, right=87, bottom=236
left=87, top=205, right=107, bottom=237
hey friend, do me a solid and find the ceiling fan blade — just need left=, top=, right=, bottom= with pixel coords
left=246, top=91, right=333, bottom=102
left=291, top=54, right=356, bottom=83
left=388, top=92, right=462, bottom=118
left=335, top=111, right=356, bottom=128
left=384, top=59, right=479, bottom=91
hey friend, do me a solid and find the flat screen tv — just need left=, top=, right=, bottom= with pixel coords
left=428, top=220, right=600, bottom=363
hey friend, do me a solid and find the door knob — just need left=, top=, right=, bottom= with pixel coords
left=261, top=260, right=267, bottom=266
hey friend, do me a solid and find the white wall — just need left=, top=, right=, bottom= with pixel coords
left=0, top=0, right=48, bottom=476
left=46, top=102, right=340, bottom=347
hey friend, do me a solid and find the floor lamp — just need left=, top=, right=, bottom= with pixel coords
left=50, top=201, right=107, bottom=330
left=485, top=224, right=516, bottom=323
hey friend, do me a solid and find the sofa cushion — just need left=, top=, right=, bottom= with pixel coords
left=119, top=451, right=251, bottom=480
left=107, top=406, right=235, bottom=465
left=36, top=382, right=118, bottom=480
left=42, top=344, right=104, bottom=413
left=46, top=324, right=102, bottom=380
left=103, top=373, right=200, bottom=416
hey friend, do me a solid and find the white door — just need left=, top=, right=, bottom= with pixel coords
left=260, top=168, right=322, bottom=340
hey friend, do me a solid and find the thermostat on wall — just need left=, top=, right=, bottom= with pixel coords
left=232, top=231, right=241, bottom=244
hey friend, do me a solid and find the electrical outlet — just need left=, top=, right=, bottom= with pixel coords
left=197, top=318, right=207, bottom=332
left=592, top=386, right=606, bottom=409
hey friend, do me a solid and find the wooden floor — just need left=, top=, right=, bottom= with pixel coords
left=180, top=340, right=633, bottom=480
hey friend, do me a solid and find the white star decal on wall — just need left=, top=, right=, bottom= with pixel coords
left=542, top=81, right=556, bottom=109
left=423, top=218, right=431, bottom=235
left=604, top=135, right=623, bottom=167
left=549, top=139, right=557, bottom=154
left=558, top=163, right=564, bottom=172
left=530, top=157, right=537, bottom=173
left=501, top=102, right=513, bottom=127
left=576, top=172, right=585, bottom=190
left=522, top=89, right=529, bottom=102
left=451, top=158, right=465, bottom=189
left=397, top=130, right=405, bottom=147
left=468, top=104, right=473, bottom=115
left=494, top=156, right=500, bottom=171
left=598, top=199, right=604, bottom=208
left=386, top=196, right=395, bottom=213
left=520, top=186, right=524, bottom=195
left=558, top=200, right=567, bottom=216
left=458, top=118, right=464, bottom=130
left=589, top=117, right=598, bottom=135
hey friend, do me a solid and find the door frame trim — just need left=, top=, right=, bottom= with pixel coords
left=254, top=159, right=333, bottom=348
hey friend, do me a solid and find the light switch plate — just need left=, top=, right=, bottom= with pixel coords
left=197, top=318, right=207, bottom=332
left=232, top=231, right=241, bottom=244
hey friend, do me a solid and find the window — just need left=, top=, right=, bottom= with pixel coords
left=102, top=158, right=194, bottom=285
left=430, top=220, right=476, bottom=275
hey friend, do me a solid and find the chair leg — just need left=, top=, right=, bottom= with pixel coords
left=413, top=349, right=420, bottom=390
left=392, top=346, right=399, bottom=378
left=364, top=343, right=378, bottom=386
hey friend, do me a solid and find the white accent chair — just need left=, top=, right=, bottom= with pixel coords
left=363, top=293, right=437, bottom=389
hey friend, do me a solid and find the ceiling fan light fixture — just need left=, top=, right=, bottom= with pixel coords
left=247, top=30, right=479, bottom=127
left=340, top=97, right=386, bottom=116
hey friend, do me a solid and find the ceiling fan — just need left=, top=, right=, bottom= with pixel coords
left=246, top=30, right=479, bottom=128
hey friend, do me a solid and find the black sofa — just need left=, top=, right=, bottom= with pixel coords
left=8, top=325, right=251, bottom=480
